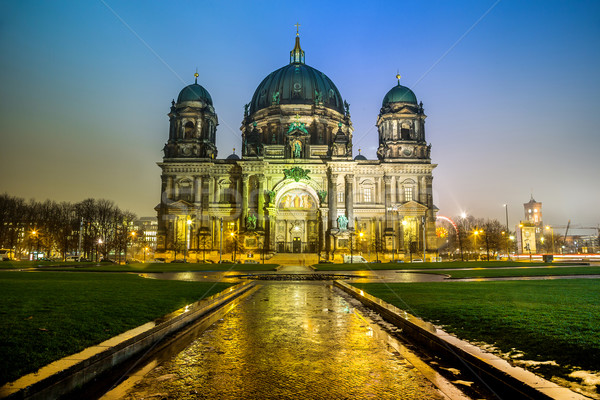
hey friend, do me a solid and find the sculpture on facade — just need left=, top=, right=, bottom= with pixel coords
left=293, top=141, right=302, bottom=158
left=246, top=214, right=257, bottom=230
left=337, top=214, right=348, bottom=230
left=283, top=166, right=311, bottom=182
left=317, top=190, right=327, bottom=204
left=266, top=190, right=276, bottom=205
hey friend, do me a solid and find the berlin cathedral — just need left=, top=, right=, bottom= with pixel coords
left=156, top=31, right=437, bottom=261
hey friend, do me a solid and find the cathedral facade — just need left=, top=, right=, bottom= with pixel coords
left=155, top=33, right=437, bottom=261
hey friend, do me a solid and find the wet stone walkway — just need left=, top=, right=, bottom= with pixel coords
left=123, top=282, right=445, bottom=399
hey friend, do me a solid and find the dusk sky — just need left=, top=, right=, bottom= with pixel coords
left=1, top=1, right=599, bottom=233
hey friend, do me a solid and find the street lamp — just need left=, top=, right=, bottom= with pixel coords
left=503, top=204, right=510, bottom=260
left=401, top=219, right=408, bottom=259
left=31, top=230, right=40, bottom=260
left=184, top=219, right=192, bottom=262
left=97, top=238, right=103, bottom=262
left=230, top=231, right=236, bottom=263
left=473, top=229, right=481, bottom=261
left=130, top=231, right=136, bottom=261
left=545, top=225, right=555, bottom=254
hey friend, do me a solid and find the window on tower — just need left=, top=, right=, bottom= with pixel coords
left=363, top=188, right=372, bottom=203
left=404, top=186, right=413, bottom=202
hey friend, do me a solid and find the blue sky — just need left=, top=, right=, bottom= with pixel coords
left=1, top=0, right=599, bottom=231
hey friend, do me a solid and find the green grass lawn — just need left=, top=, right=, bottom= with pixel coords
left=0, top=272, right=233, bottom=385
left=67, top=262, right=279, bottom=272
left=313, top=260, right=559, bottom=271
left=352, top=280, right=600, bottom=379
left=438, top=266, right=600, bottom=278
left=0, top=260, right=75, bottom=269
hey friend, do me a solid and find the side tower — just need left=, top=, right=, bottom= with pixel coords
left=156, top=74, right=217, bottom=255
left=376, top=74, right=428, bottom=161
left=377, top=75, right=437, bottom=258
left=163, top=73, right=218, bottom=159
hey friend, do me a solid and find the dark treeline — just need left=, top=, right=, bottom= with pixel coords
left=0, top=194, right=136, bottom=260
left=437, top=215, right=511, bottom=260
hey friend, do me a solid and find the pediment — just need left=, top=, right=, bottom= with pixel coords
left=166, top=199, right=193, bottom=209
left=394, top=201, right=428, bottom=216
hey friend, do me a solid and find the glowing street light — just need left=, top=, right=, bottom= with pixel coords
left=503, top=204, right=510, bottom=260
left=184, top=219, right=192, bottom=262
left=229, top=230, right=237, bottom=262
left=545, top=225, right=555, bottom=254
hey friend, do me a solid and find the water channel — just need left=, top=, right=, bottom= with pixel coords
left=109, top=282, right=448, bottom=399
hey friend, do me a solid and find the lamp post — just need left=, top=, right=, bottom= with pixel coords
left=184, top=219, right=192, bottom=262
left=130, top=231, right=136, bottom=261
left=460, top=212, right=468, bottom=261
left=31, top=230, right=39, bottom=260
left=473, top=229, right=481, bottom=261
left=545, top=225, right=555, bottom=254
left=144, top=247, right=148, bottom=263
left=230, top=231, right=236, bottom=263
left=401, top=219, right=408, bottom=261
left=219, top=218, right=223, bottom=263
left=503, top=204, right=510, bottom=260
left=97, top=238, right=103, bottom=262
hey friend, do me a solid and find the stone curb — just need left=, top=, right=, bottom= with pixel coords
left=0, top=281, right=255, bottom=400
left=334, top=281, right=590, bottom=400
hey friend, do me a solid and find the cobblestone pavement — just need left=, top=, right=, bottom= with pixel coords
left=123, top=282, right=446, bottom=399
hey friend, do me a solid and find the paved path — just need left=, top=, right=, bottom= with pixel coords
left=119, top=282, right=448, bottom=399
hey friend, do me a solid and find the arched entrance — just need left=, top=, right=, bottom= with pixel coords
left=274, top=188, right=319, bottom=253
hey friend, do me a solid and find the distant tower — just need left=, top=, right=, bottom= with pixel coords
left=517, top=195, right=543, bottom=254
left=523, top=195, right=542, bottom=227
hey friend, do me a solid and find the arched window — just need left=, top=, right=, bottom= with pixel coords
left=184, top=121, right=195, bottom=138
left=401, top=179, right=416, bottom=202
left=360, top=179, right=375, bottom=203
left=178, top=179, right=193, bottom=202
left=401, top=121, right=411, bottom=140
left=219, top=180, right=236, bottom=203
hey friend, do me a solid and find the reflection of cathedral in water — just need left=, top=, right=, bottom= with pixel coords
left=155, top=31, right=437, bottom=259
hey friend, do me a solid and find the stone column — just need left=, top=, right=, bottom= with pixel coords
left=166, top=176, right=174, bottom=200
left=328, top=171, right=338, bottom=230
left=383, top=175, right=392, bottom=229
left=210, top=177, right=217, bottom=203
left=319, top=209, right=327, bottom=255
left=241, top=174, right=249, bottom=229
left=327, top=170, right=338, bottom=257
left=257, top=174, right=265, bottom=229
left=193, top=176, right=201, bottom=204
left=345, top=174, right=354, bottom=229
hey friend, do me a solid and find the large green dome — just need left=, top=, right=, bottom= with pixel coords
left=382, top=83, right=417, bottom=106
left=177, top=82, right=213, bottom=105
left=249, top=63, right=344, bottom=115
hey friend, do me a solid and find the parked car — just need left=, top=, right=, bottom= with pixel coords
left=170, top=259, right=187, bottom=263
left=99, top=258, right=117, bottom=264
left=369, top=260, right=382, bottom=263
left=152, top=258, right=166, bottom=263
left=343, top=255, right=367, bottom=263
left=411, top=259, right=424, bottom=263
left=318, top=260, right=333, bottom=264
left=217, top=260, right=232, bottom=264
left=390, top=259, right=404, bottom=263
left=244, top=259, right=259, bottom=264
